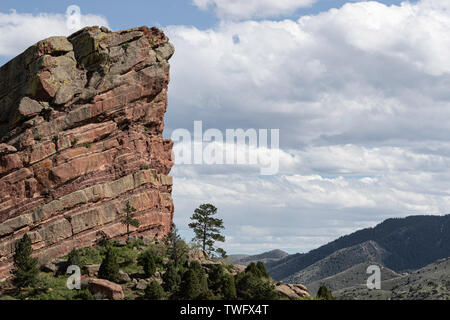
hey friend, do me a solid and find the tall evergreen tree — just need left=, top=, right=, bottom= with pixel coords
left=221, top=274, right=237, bottom=300
left=137, top=250, right=157, bottom=278
left=121, top=201, right=140, bottom=240
left=162, top=262, right=181, bottom=293
left=178, top=269, right=202, bottom=300
left=256, top=261, right=270, bottom=278
left=188, top=204, right=225, bottom=256
left=98, top=246, right=120, bottom=282
left=12, top=234, right=39, bottom=288
left=163, top=223, right=188, bottom=266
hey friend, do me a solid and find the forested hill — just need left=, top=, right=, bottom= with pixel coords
left=267, top=214, right=450, bottom=281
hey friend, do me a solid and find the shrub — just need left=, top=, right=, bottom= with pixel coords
left=222, top=273, right=237, bottom=300
left=245, top=263, right=261, bottom=277
left=71, top=138, right=79, bottom=146
left=256, top=262, right=270, bottom=278
left=144, top=281, right=165, bottom=300
left=207, top=264, right=225, bottom=293
left=189, top=261, right=208, bottom=291
left=316, top=285, right=335, bottom=300
left=140, top=165, right=150, bottom=170
left=196, top=289, right=217, bottom=300
left=178, top=269, right=202, bottom=300
left=34, top=134, right=42, bottom=141
left=98, top=246, right=120, bottom=282
left=137, top=250, right=157, bottom=278
left=67, top=249, right=82, bottom=267
left=162, top=262, right=181, bottom=293
left=12, top=234, right=39, bottom=289
left=235, top=272, right=278, bottom=300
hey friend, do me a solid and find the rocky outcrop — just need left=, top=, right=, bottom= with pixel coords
left=88, top=278, right=124, bottom=300
left=0, top=26, right=175, bottom=281
left=275, top=283, right=311, bottom=300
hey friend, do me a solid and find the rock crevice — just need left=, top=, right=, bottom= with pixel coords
left=0, top=26, right=175, bottom=281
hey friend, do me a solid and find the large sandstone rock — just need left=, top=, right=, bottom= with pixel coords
left=0, top=26, right=175, bottom=281
left=88, top=278, right=124, bottom=300
left=275, top=283, right=311, bottom=300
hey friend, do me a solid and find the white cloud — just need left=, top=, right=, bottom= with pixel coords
left=0, top=10, right=109, bottom=57
left=192, top=0, right=317, bottom=20
left=166, top=0, right=450, bottom=253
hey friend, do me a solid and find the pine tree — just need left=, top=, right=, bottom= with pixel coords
left=221, top=274, right=237, bottom=300
left=245, top=262, right=262, bottom=277
left=12, top=234, right=39, bottom=288
left=256, top=261, right=269, bottom=278
left=163, top=224, right=189, bottom=266
left=235, top=272, right=278, bottom=300
left=178, top=269, right=202, bottom=300
left=189, top=261, right=208, bottom=291
left=144, top=281, right=165, bottom=300
left=98, top=246, right=120, bottom=282
left=121, top=201, right=140, bottom=240
left=316, top=285, right=335, bottom=300
left=162, top=262, right=181, bottom=293
left=67, top=248, right=83, bottom=267
left=207, top=264, right=225, bottom=293
left=188, top=204, right=225, bottom=256
left=137, top=250, right=157, bottom=278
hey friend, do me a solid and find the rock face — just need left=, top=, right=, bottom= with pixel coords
left=275, top=283, right=311, bottom=300
left=0, top=26, right=175, bottom=281
left=88, top=278, right=124, bottom=300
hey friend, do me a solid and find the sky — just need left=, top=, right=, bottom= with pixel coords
left=1, top=0, right=449, bottom=255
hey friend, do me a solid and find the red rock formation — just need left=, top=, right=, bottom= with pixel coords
left=0, top=26, right=175, bottom=281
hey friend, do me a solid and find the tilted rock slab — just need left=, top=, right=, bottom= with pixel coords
left=0, top=26, right=175, bottom=281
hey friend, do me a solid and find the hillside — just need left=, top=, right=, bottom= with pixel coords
left=230, top=250, right=289, bottom=266
left=283, top=241, right=390, bottom=284
left=334, top=257, right=450, bottom=300
left=306, top=262, right=401, bottom=296
left=267, top=214, right=450, bottom=281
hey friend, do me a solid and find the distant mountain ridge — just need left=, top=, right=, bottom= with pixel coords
left=283, top=240, right=390, bottom=284
left=334, top=257, right=450, bottom=300
left=266, top=214, right=450, bottom=281
left=230, top=249, right=289, bottom=266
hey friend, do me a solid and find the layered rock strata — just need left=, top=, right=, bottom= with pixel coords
left=0, top=26, right=175, bottom=280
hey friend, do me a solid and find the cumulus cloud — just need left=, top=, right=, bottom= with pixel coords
left=192, top=0, right=317, bottom=20
left=0, top=10, right=109, bottom=57
left=166, top=0, right=450, bottom=253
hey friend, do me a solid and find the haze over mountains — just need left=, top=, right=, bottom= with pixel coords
left=234, top=214, right=450, bottom=299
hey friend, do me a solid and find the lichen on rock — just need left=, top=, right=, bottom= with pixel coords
left=0, top=25, right=175, bottom=281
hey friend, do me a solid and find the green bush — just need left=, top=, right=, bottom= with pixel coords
left=208, top=264, right=225, bottom=293
left=137, top=250, right=157, bottom=277
left=235, top=272, right=278, bottom=300
left=144, top=281, right=165, bottom=300
left=221, top=274, right=237, bottom=300
left=245, top=263, right=261, bottom=277
left=98, top=247, right=120, bottom=282
left=196, top=289, right=217, bottom=300
left=189, top=261, right=208, bottom=291
left=256, top=262, right=270, bottom=278
left=178, top=269, right=202, bottom=300
left=316, top=285, right=335, bottom=300
left=162, top=262, right=181, bottom=293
